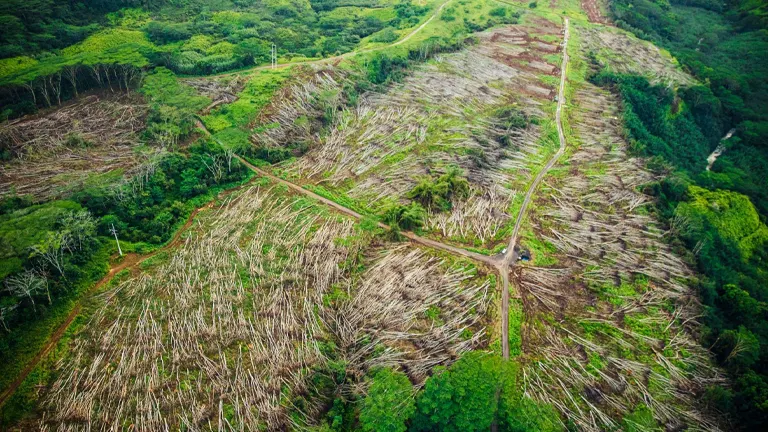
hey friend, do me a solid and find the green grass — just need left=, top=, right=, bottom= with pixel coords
left=303, top=184, right=375, bottom=218
left=202, top=68, right=290, bottom=138
left=508, top=298, right=523, bottom=357
left=521, top=232, right=558, bottom=266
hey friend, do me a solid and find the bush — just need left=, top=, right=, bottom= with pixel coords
left=370, top=27, right=400, bottom=43
left=407, top=166, right=470, bottom=211
left=381, top=202, right=426, bottom=231
left=366, top=53, right=409, bottom=84
left=490, top=7, right=508, bottom=17
left=146, top=21, right=193, bottom=44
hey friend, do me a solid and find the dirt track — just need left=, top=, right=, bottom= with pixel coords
left=498, top=17, right=569, bottom=360
left=198, top=123, right=499, bottom=268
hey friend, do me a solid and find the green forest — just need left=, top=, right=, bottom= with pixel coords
left=596, top=0, right=768, bottom=428
left=0, top=0, right=432, bottom=120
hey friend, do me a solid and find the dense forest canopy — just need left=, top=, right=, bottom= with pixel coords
left=595, top=0, right=768, bottom=428
left=0, top=0, right=431, bottom=120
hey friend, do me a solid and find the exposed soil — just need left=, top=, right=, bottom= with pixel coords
left=582, top=0, right=608, bottom=24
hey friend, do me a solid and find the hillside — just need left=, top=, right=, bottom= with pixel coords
left=0, top=0, right=766, bottom=430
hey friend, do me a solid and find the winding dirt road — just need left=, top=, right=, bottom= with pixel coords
left=196, top=123, right=499, bottom=268
left=498, top=18, right=569, bottom=360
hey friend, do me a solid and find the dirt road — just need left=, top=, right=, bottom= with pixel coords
left=497, top=18, right=569, bottom=360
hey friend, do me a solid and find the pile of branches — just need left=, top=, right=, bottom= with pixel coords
left=0, top=93, right=151, bottom=200
left=39, top=187, right=353, bottom=429
left=292, top=102, right=430, bottom=182
left=0, top=93, right=146, bottom=160
left=251, top=69, right=347, bottom=160
left=426, top=185, right=516, bottom=243
left=578, top=24, right=697, bottom=87
left=287, top=27, right=559, bottom=246
left=332, top=246, right=492, bottom=383
left=183, top=76, right=246, bottom=114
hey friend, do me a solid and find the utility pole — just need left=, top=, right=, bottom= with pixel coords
left=110, top=223, right=123, bottom=257
left=271, top=43, right=277, bottom=69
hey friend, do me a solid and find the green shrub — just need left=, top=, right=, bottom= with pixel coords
left=370, top=27, right=400, bottom=43
left=381, top=202, right=426, bottom=231
left=407, top=166, right=471, bottom=211
left=490, top=7, right=508, bottom=17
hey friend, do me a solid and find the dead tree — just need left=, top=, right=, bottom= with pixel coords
left=5, top=270, right=49, bottom=310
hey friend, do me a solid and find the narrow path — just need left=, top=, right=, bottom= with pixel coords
left=497, top=17, right=569, bottom=360
left=198, top=0, right=451, bottom=79
left=0, top=200, right=219, bottom=409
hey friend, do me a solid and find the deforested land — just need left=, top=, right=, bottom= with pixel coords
left=1, top=0, right=767, bottom=431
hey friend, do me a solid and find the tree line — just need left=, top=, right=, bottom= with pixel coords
left=0, top=0, right=434, bottom=120
left=599, top=1, right=768, bottom=428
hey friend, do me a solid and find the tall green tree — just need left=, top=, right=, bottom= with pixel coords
left=360, top=368, right=415, bottom=432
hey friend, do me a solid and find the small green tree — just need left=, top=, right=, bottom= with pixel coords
left=408, top=177, right=449, bottom=209
left=407, top=166, right=470, bottom=211
left=438, top=166, right=470, bottom=201
left=360, top=368, right=415, bottom=432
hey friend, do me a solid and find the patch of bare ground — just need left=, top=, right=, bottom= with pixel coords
left=578, top=23, right=697, bottom=87
left=582, top=0, right=609, bottom=24
left=29, top=184, right=493, bottom=430
left=257, top=25, right=563, bottom=247
left=515, top=84, right=725, bottom=430
left=0, top=93, right=155, bottom=200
